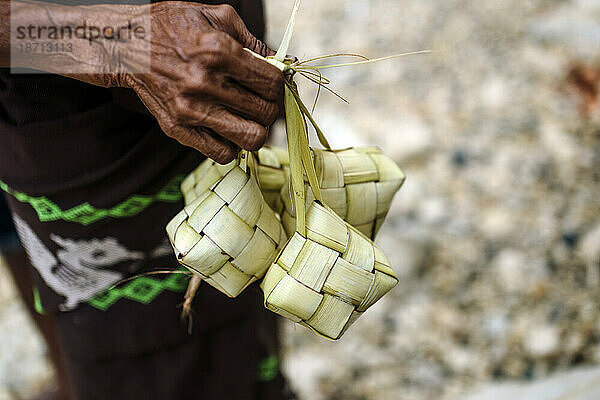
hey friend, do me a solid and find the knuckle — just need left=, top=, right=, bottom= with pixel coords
left=171, top=98, right=189, bottom=119
left=202, top=30, right=226, bottom=44
left=198, top=32, right=231, bottom=66
left=215, top=4, right=236, bottom=19
left=243, top=125, right=267, bottom=151
left=191, top=75, right=210, bottom=94
left=193, top=108, right=210, bottom=125
left=172, top=99, right=211, bottom=125
left=213, top=146, right=236, bottom=164
left=188, top=67, right=208, bottom=86
left=263, top=102, right=280, bottom=125
left=266, top=71, right=285, bottom=100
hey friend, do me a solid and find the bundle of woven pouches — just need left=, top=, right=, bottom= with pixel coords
left=166, top=1, right=407, bottom=340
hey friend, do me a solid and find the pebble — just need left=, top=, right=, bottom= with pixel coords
left=524, top=325, right=561, bottom=358
left=493, top=248, right=529, bottom=293
left=268, top=2, right=600, bottom=398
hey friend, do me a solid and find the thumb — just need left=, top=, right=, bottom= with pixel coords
left=202, top=4, right=275, bottom=57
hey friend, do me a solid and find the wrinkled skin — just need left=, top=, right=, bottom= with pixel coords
left=1, top=1, right=283, bottom=162
left=120, top=3, right=284, bottom=163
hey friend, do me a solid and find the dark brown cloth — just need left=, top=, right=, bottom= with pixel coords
left=0, top=2, right=293, bottom=399
left=55, top=284, right=288, bottom=400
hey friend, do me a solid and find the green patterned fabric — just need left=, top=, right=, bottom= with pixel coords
left=32, top=286, right=45, bottom=315
left=257, top=355, right=280, bottom=382
left=88, top=269, right=190, bottom=311
left=0, top=176, right=184, bottom=226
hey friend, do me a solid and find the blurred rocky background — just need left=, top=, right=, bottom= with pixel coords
left=265, top=0, right=600, bottom=398
left=1, top=0, right=599, bottom=399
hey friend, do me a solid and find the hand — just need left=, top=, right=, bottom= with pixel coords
left=118, top=2, right=284, bottom=163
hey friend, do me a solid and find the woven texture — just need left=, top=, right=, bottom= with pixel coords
left=181, top=147, right=290, bottom=213
left=255, top=147, right=290, bottom=214
left=180, top=158, right=237, bottom=205
left=280, top=147, right=405, bottom=240
left=168, top=165, right=287, bottom=298
left=261, top=201, right=398, bottom=340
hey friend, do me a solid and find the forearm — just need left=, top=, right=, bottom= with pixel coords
left=0, top=0, right=149, bottom=87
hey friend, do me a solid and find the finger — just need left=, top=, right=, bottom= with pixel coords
left=226, top=47, right=285, bottom=103
left=202, top=4, right=275, bottom=57
left=219, top=79, right=280, bottom=126
left=149, top=43, right=279, bottom=127
left=174, top=125, right=240, bottom=164
left=184, top=73, right=279, bottom=127
left=175, top=101, right=268, bottom=151
left=132, top=81, right=238, bottom=163
left=192, top=31, right=283, bottom=103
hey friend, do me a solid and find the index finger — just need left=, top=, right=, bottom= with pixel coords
left=225, top=46, right=285, bottom=103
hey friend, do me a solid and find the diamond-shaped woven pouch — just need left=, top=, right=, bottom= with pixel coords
left=261, top=200, right=398, bottom=340
left=259, top=81, right=399, bottom=340
left=180, top=158, right=236, bottom=205
left=181, top=147, right=290, bottom=214
left=167, top=164, right=287, bottom=298
left=280, top=147, right=405, bottom=240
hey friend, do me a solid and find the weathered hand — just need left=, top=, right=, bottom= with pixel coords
left=2, top=0, right=283, bottom=163
left=119, top=2, right=284, bottom=163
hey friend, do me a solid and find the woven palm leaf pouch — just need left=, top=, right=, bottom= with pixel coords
left=180, top=157, right=236, bottom=205
left=181, top=147, right=290, bottom=213
left=253, top=0, right=420, bottom=340
left=280, top=146, right=405, bottom=240
left=167, top=153, right=287, bottom=298
left=260, top=78, right=399, bottom=340
left=181, top=144, right=404, bottom=241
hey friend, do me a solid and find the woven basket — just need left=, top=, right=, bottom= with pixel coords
left=259, top=81, right=398, bottom=340
left=181, top=147, right=290, bottom=213
left=280, top=147, right=405, bottom=239
left=167, top=158, right=287, bottom=298
left=261, top=200, right=398, bottom=339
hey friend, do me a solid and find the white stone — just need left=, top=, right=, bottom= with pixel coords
left=493, top=248, right=528, bottom=293
left=381, top=115, right=433, bottom=162
left=463, top=366, right=600, bottom=400
left=524, top=325, right=560, bottom=358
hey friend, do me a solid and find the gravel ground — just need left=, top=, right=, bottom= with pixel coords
left=464, top=365, right=600, bottom=400
left=263, top=0, right=600, bottom=399
left=1, top=0, right=599, bottom=399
